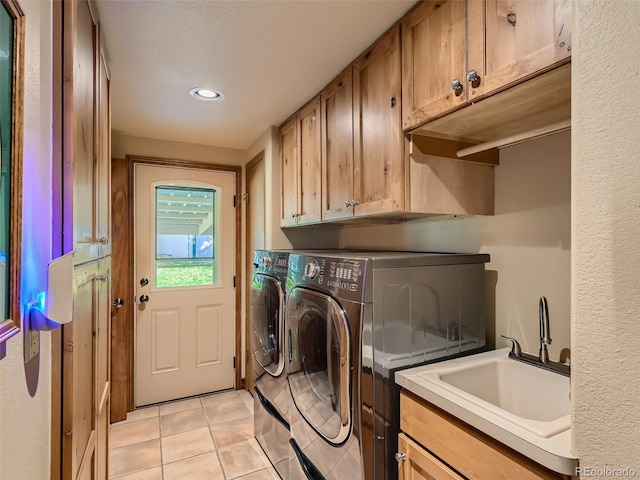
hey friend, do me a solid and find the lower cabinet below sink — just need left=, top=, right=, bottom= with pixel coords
left=398, top=391, right=571, bottom=480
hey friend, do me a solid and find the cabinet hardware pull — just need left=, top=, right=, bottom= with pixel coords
left=507, top=12, right=516, bottom=26
left=391, top=97, right=397, bottom=108
left=351, top=200, right=359, bottom=207
left=344, top=201, right=352, bottom=208
left=466, top=70, right=480, bottom=82
left=395, top=452, right=406, bottom=463
left=99, top=236, right=109, bottom=245
left=467, top=70, right=481, bottom=87
left=451, top=79, right=463, bottom=96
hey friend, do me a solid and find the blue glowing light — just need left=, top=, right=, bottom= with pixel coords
left=34, top=291, right=46, bottom=312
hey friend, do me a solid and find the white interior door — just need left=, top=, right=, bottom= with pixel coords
left=134, top=164, right=236, bottom=406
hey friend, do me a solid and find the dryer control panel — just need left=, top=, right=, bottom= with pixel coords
left=253, top=250, right=290, bottom=278
left=289, top=254, right=368, bottom=303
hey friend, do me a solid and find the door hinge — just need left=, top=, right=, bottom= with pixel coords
left=233, top=195, right=237, bottom=207
left=233, top=276, right=236, bottom=288
left=233, top=356, right=236, bottom=369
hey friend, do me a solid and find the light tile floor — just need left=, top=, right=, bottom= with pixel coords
left=109, top=390, right=279, bottom=480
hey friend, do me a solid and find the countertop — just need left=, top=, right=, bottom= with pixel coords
left=395, top=348, right=579, bottom=476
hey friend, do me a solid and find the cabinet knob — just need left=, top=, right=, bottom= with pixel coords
left=344, top=201, right=351, bottom=208
left=351, top=200, right=359, bottom=207
left=451, top=79, right=463, bottom=96
left=395, top=452, right=406, bottom=463
left=507, top=12, right=516, bottom=26
left=291, top=213, right=297, bottom=218
left=467, top=70, right=481, bottom=87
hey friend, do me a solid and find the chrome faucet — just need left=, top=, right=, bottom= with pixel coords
left=539, top=296, right=551, bottom=364
left=501, top=296, right=569, bottom=377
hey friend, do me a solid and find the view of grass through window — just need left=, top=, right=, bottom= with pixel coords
left=156, top=260, right=215, bottom=287
left=155, top=186, right=217, bottom=288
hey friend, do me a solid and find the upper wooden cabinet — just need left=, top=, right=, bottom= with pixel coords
left=467, top=0, right=571, bottom=100
left=280, top=96, right=322, bottom=227
left=402, top=0, right=571, bottom=130
left=321, top=26, right=404, bottom=223
left=353, top=26, right=404, bottom=217
left=280, top=116, right=298, bottom=226
left=401, top=0, right=468, bottom=129
left=321, top=68, right=354, bottom=222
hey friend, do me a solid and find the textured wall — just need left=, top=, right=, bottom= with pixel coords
left=341, top=131, right=571, bottom=361
left=112, top=131, right=246, bottom=166
left=572, top=0, right=640, bottom=471
left=0, top=1, right=53, bottom=479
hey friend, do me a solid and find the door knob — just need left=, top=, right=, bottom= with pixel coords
left=140, top=278, right=149, bottom=286
left=112, top=297, right=124, bottom=309
left=139, top=294, right=149, bottom=303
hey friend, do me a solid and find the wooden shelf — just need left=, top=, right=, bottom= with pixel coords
left=409, top=63, right=571, bottom=152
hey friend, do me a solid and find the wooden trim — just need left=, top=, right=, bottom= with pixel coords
left=50, top=1, right=64, bottom=478
left=126, top=155, right=244, bottom=397
left=128, top=155, right=243, bottom=173
left=0, top=0, right=25, bottom=341
left=127, top=158, right=135, bottom=410
left=75, top=429, right=97, bottom=480
left=244, top=151, right=265, bottom=392
left=234, top=163, right=242, bottom=390
left=98, top=381, right=110, bottom=414
left=110, top=158, right=133, bottom=422
left=0, top=321, right=18, bottom=343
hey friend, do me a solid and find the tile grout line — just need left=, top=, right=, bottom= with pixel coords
left=111, top=391, right=275, bottom=480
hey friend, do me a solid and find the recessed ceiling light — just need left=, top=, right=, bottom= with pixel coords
left=189, top=87, right=223, bottom=101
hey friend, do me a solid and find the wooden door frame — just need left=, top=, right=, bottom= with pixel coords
left=244, top=151, right=265, bottom=392
left=110, top=155, right=242, bottom=420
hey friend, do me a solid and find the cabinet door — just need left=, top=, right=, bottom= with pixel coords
left=353, top=26, right=404, bottom=217
left=280, top=117, right=298, bottom=227
left=467, top=0, right=571, bottom=100
left=296, top=96, right=322, bottom=225
left=321, top=69, right=354, bottom=221
left=401, top=0, right=467, bottom=129
left=398, top=434, right=465, bottom=480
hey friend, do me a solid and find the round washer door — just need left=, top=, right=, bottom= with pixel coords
left=251, top=273, right=285, bottom=377
left=287, top=286, right=351, bottom=445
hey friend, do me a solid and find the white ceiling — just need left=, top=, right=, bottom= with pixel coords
left=95, top=0, right=416, bottom=151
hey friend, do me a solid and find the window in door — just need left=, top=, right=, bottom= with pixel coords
left=154, top=186, right=218, bottom=288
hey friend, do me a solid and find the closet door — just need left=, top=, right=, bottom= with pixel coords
left=60, top=1, right=112, bottom=478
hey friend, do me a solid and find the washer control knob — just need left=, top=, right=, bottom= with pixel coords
left=261, top=257, right=273, bottom=269
left=305, top=261, right=320, bottom=279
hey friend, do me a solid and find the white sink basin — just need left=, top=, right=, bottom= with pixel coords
left=418, top=353, right=570, bottom=438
